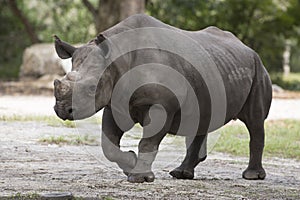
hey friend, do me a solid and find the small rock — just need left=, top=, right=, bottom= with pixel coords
left=41, top=192, right=73, bottom=199
left=19, top=43, right=72, bottom=80
left=272, top=84, right=284, bottom=93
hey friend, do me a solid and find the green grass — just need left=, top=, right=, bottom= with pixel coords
left=39, top=134, right=98, bottom=146
left=6, top=192, right=88, bottom=199
left=270, top=72, right=300, bottom=91
left=0, top=115, right=76, bottom=128
left=0, top=114, right=101, bottom=128
left=103, top=197, right=115, bottom=200
left=0, top=115, right=52, bottom=122
left=283, top=73, right=300, bottom=81
left=1, top=114, right=299, bottom=159
left=214, top=120, right=300, bottom=160
left=46, top=118, right=76, bottom=128
left=7, top=192, right=40, bottom=199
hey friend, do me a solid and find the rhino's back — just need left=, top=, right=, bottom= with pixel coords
left=104, top=14, right=269, bottom=130
left=102, top=14, right=178, bottom=36
left=186, top=26, right=260, bottom=121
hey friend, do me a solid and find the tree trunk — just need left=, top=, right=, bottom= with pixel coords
left=7, top=0, right=40, bottom=43
left=120, top=0, right=145, bottom=20
left=97, top=0, right=120, bottom=33
left=82, top=0, right=145, bottom=33
left=283, top=40, right=291, bottom=76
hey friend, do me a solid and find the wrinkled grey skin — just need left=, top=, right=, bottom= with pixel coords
left=54, top=14, right=272, bottom=183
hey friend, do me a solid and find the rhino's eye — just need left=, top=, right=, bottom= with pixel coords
left=88, top=85, right=97, bottom=95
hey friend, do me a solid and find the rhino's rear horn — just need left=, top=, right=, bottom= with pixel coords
left=54, top=35, right=77, bottom=59
left=95, top=34, right=111, bottom=59
left=95, top=34, right=106, bottom=45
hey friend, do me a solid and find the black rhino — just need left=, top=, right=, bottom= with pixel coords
left=53, top=14, right=272, bottom=183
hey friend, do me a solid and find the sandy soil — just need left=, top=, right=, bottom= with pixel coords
left=0, top=96, right=300, bottom=199
left=0, top=121, right=299, bottom=199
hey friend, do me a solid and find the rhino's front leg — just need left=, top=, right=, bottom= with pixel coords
left=127, top=105, right=172, bottom=183
left=127, top=130, right=167, bottom=183
left=102, top=107, right=137, bottom=175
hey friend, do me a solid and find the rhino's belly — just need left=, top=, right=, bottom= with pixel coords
left=168, top=67, right=253, bottom=136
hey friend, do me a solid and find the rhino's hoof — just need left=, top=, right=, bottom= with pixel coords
left=169, top=168, right=194, bottom=179
left=127, top=172, right=155, bottom=183
left=119, top=150, right=137, bottom=176
left=242, top=167, right=266, bottom=180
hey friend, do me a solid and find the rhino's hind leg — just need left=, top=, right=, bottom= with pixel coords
left=241, top=121, right=266, bottom=180
left=237, top=66, right=272, bottom=180
left=238, top=106, right=268, bottom=180
left=170, top=135, right=207, bottom=179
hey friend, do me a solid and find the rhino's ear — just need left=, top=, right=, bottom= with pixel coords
left=54, top=35, right=76, bottom=59
left=95, top=34, right=111, bottom=59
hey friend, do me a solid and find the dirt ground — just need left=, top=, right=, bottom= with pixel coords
left=0, top=80, right=300, bottom=199
left=0, top=118, right=299, bottom=199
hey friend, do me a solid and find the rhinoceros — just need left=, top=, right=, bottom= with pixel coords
left=53, top=14, right=272, bottom=183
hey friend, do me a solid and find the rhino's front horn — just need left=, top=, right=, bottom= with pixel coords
left=54, top=78, right=72, bottom=96
left=54, top=79, right=61, bottom=87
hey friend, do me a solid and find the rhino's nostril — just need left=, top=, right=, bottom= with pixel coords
left=67, top=108, right=74, bottom=114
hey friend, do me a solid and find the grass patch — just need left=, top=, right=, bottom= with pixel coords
left=214, top=120, right=300, bottom=160
left=0, top=114, right=101, bottom=128
left=103, top=197, right=115, bottom=200
left=8, top=192, right=40, bottom=199
left=6, top=192, right=87, bottom=199
left=46, top=118, right=76, bottom=128
left=270, top=72, right=300, bottom=91
left=0, top=115, right=53, bottom=122
left=214, top=125, right=249, bottom=156
left=39, top=134, right=98, bottom=146
left=0, top=115, right=77, bottom=128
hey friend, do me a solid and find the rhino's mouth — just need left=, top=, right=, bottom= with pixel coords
left=54, top=103, right=75, bottom=121
left=54, top=102, right=104, bottom=121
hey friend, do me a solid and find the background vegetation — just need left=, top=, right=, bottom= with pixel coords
left=215, top=120, right=300, bottom=160
left=1, top=0, right=300, bottom=88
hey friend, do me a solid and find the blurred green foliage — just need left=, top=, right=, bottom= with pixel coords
left=0, top=0, right=300, bottom=80
left=147, top=0, right=300, bottom=73
left=0, top=0, right=95, bottom=80
left=0, top=0, right=30, bottom=80
left=270, top=72, right=300, bottom=91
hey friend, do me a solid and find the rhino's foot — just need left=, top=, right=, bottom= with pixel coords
left=116, top=150, right=137, bottom=176
left=127, top=172, right=155, bottom=183
left=169, top=167, right=194, bottom=179
left=242, top=167, right=266, bottom=180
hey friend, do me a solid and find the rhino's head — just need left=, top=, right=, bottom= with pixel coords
left=53, top=35, right=113, bottom=120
